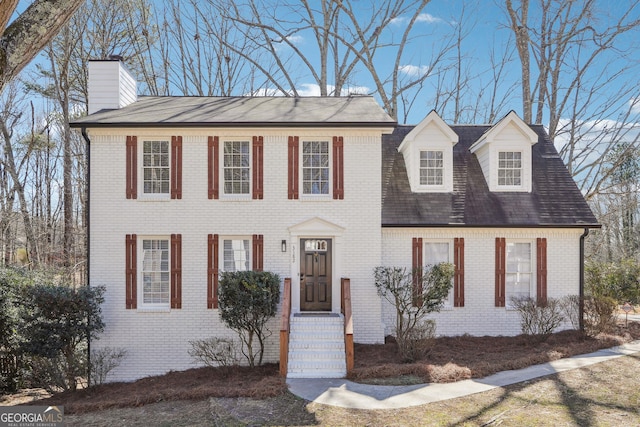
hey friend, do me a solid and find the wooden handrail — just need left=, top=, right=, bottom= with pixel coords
left=341, top=278, right=354, bottom=373
left=279, top=278, right=291, bottom=377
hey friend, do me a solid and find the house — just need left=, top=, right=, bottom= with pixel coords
left=71, top=59, right=598, bottom=382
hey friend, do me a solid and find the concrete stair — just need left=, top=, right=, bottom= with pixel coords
left=286, top=313, right=347, bottom=378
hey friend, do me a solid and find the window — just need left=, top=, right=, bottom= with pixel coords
left=498, top=151, right=522, bottom=186
left=223, top=140, right=250, bottom=194
left=424, top=241, right=452, bottom=306
left=302, top=140, right=330, bottom=195
left=143, top=140, right=170, bottom=194
left=506, top=242, right=532, bottom=303
left=142, top=239, right=170, bottom=305
left=223, top=238, right=250, bottom=272
left=420, top=151, right=444, bottom=186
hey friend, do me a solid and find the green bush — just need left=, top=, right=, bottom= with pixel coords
left=218, top=271, right=280, bottom=367
left=586, top=260, right=640, bottom=304
left=19, top=283, right=105, bottom=391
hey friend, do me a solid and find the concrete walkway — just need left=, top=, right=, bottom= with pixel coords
left=287, top=339, right=640, bottom=410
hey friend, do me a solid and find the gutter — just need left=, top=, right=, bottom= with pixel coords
left=579, top=227, right=590, bottom=332
left=81, top=127, right=92, bottom=386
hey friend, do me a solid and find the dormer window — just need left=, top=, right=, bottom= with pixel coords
left=498, top=151, right=522, bottom=187
left=420, top=150, right=444, bottom=186
left=398, top=111, right=458, bottom=193
left=469, top=111, right=537, bottom=193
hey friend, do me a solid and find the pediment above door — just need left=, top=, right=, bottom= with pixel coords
left=288, top=217, right=345, bottom=236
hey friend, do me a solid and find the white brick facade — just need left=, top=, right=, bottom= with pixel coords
left=89, top=128, right=386, bottom=381
left=381, top=227, right=584, bottom=337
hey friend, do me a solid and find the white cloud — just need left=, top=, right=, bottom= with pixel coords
left=296, top=83, right=370, bottom=96
left=285, top=35, right=304, bottom=45
left=392, top=13, right=443, bottom=25
left=247, top=83, right=370, bottom=97
left=398, top=64, right=430, bottom=78
left=416, top=13, right=443, bottom=24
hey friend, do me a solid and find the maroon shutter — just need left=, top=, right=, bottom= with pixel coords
left=171, top=136, right=183, bottom=199
left=333, top=136, right=344, bottom=199
left=412, top=237, right=423, bottom=307
left=454, top=237, right=465, bottom=307
left=537, top=238, right=548, bottom=305
left=170, top=234, right=182, bottom=309
left=125, top=234, right=137, bottom=309
left=253, top=136, right=264, bottom=199
left=126, top=136, right=137, bottom=199
left=495, top=237, right=506, bottom=307
left=208, top=234, right=219, bottom=308
left=208, top=136, right=219, bottom=199
left=253, top=234, right=264, bottom=271
left=288, top=136, right=299, bottom=199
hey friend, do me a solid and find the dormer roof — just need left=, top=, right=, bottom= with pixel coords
left=470, top=111, right=538, bottom=153
left=397, top=110, right=458, bottom=153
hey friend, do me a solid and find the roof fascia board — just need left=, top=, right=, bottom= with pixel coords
left=70, top=121, right=397, bottom=130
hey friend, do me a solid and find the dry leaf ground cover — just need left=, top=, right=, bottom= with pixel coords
left=3, top=321, right=639, bottom=418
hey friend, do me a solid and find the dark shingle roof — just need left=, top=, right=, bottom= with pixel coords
left=71, top=96, right=396, bottom=128
left=382, top=124, right=599, bottom=228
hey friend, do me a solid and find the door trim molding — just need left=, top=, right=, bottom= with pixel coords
left=288, top=217, right=344, bottom=314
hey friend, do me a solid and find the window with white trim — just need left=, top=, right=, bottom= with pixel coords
left=223, top=140, right=250, bottom=195
left=142, top=140, right=170, bottom=194
left=498, top=151, right=522, bottom=186
left=302, top=140, right=329, bottom=195
left=424, top=241, right=453, bottom=307
left=420, top=151, right=444, bottom=186
left=141, top=238, right=170, bottom=305
left=223, top=238, right=250, bottom=272
left=506, top=242, right=533, bottom=304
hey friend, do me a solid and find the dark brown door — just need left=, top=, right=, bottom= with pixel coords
left=300, top=239, right=332, bottom=311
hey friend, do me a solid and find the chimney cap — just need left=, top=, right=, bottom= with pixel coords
left=108, top=54, right=124, bottom=61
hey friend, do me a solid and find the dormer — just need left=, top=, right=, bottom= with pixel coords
left=470, top=111, right=538, bottom=193
left=398, top=110, right=458, bottom=193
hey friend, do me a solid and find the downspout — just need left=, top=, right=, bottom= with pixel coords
left=81, top=127, right=91, bottom=386
left=579, top=227, right=589, bottom=332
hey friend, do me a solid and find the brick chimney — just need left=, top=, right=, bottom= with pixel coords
left=87, top=56, right=137, bottom=114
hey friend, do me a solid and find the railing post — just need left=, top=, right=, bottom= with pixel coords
left=341, top=278, right=354, bottom=374
left=279, top=278, right=291, bottom=377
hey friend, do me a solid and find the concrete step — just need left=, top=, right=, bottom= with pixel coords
left=286, top=313, right=348, bottom=379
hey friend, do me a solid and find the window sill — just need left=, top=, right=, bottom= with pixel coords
left=220, top=194, right=252, bottom=201
left=300, top=195, right=333, bottom=202
left=138, top=194, right=171, bottom=202
left=136, top=306, right=171, bottom=313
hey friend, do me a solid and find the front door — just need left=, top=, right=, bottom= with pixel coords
left=300, top=238, right=332, bottom=311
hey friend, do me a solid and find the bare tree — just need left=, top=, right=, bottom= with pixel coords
left=503, top=0, right=640, bottom=199
left=205, top=0, right=457, bottom=121
left=0, top=0, right=86, bottom=92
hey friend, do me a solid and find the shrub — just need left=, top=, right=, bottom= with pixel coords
left=0, top=269, right=23, bottom=393
left=218, top=271, right=280, bottom=367
left=19, top=283, right=105, bottom=391
left=374, top=263, right=454, bottom=362
left=89, top=347, right=128, bottom=386
left=396, top=320, right=437, bottom=362
left=510, top=297, right=565, bottom=340
left=583, top=295, right=618, bottom=336
left=188, top=337, right=238, bottom=370
left=558, top=295, right=581, bottom=331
